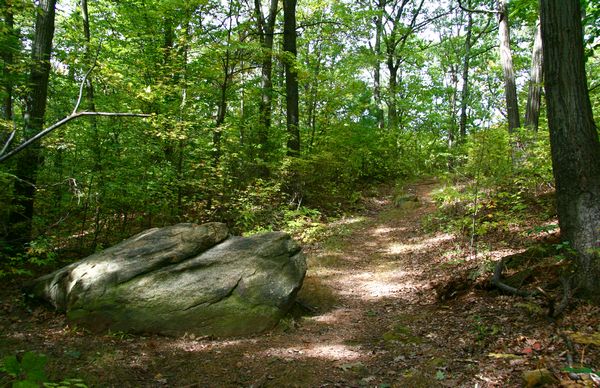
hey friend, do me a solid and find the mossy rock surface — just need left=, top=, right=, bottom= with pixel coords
left=28, top=223, right=306, bottom=337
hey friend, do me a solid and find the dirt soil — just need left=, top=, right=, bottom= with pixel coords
left=1, top=180, right=599, bottom=387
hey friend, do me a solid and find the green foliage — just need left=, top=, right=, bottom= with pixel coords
left=0, top=236, right=58, bottom=279
left=464, top=126, right=513, bottom=183
left=470, top=315, right=501, bottom=342
left=427, top=125, right=555, bottom=239
left=1, top=352, right=87, bottom=388
left=1, top=351, right=48, bottom=387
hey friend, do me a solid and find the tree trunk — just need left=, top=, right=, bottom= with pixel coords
left=540, top=0, right=600, bottom=300
left=283, top=0, right=299, bottom=156
left=8, top=0, right=57, bottom=245
left=374, top=0, right=384, bottom=130
left=459, top=7, right=473, bottom=140
left=497, top=0, right=520, bottom=133
left=1, top=0, right=14, bottom=121
left=213, top=7, right=234, bottom=165
left=81, top=0, right=96, bottom=112
left=524, top=19, right=543, bottom=131
left=387, top=60, right=399, bottom=130
left=255, top=0, right=278, bottom=166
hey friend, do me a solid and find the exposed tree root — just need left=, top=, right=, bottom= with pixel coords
left=492, top=257, right=537, bottom=297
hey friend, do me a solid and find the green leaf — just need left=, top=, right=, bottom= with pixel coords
left=1, top=355, right=21, bottom=377
left=435, top=370, right=446, bottom=380
left=20, top=352, right=47, bottom=383
left=13, top=381, right=41, bottom=388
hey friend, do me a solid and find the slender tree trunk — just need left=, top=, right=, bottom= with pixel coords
left=448, top=66, right=459, bottom=153
left=374, top=0, right=384, bottom=130
left=81, top=0, right=96, bottom=112
left=541, top=0, right=600, bottom=301
left=255, top=0, right=278, bottom=167
left=213, top=8, right=234, bottom=165
left=387, top=61, right=399, bottom=130
left=524, top=19, right=543, bottom=131
left=8, top=0, right=57, bottom=245
left=497, top=0, right=520, bottom=133
left=459, top=7, right=473, bottom=140
left=283, top=0, right=299, bottom=156
left=1, top=0, right=14, bottom=122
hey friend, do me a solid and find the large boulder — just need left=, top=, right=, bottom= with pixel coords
left=27, top=223, right=307, bottom=337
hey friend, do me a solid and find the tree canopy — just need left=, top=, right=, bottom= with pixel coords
left=0, top=0, right=598, bottom=292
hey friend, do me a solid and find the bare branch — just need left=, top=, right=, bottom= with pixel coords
left=0, top=111, right=150, bottom=163
left=72, top=64, right=96, bottom=115
left=0, top=129, right=16, bottom=156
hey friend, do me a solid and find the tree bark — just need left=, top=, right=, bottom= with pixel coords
left=540, top=0, right=600, bottom=300
left=387, top=59, right=399, bottom=130
left=213, top=5, right=235, bottom=165
left=524, top=18, right=543, bottom=131
left=1, top=0, right=15, bottom=122
left=81, top=0, right=96, bottom=113
left=497, top=0, right=520, bottom=133
left=459, top=6, right=473, bottom=140
left=255, top=0, right=278, bottom=166
left=374, top=0, right=385, bottom=130
left=8, top=0, right=57, bottom=245
left=283, top=0, right=299, bottom=156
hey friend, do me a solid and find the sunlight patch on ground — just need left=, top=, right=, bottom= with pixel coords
left=174, top=338, right=258, bottom=353
left=371, top=226, right=407, bottom=236
left=308, top=308, right=354, bottom=325
left=332, top=270, right=424, bottom=300
left=259, top=343, right=363, bottom=361
left=334, top=216, right=367, bottom=225
left=386, top=233, right=454, bottom=255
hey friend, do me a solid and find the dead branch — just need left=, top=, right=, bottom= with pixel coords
left=0, top=61, right=150, bottom=163
left=0, top=111, right=150, bottom=163
left=0, top=129, right=16, bottom=156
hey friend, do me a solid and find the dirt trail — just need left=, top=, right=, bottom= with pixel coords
left=1, top=180, right=594, bottom=387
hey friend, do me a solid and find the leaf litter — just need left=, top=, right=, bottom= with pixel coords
left=0, top=179, right=599, bottom=387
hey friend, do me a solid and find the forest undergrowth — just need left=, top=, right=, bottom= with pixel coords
left=1, top=177, right=599, bottom=387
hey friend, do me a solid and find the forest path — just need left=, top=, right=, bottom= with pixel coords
left=2, top=179, right=562, bottom=387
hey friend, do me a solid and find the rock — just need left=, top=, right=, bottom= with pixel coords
left=27, top=223, right=306, bottom=337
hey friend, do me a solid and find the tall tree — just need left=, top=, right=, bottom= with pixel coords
left=524, top=17, right=543, bottom=131
left=458, top=4, right=473, bottom=140
left=540, top=0, right=600, bottom=299
left=497, top=0, right=520, bottom=132
left=254, top=0, right=278, bottom=166
left=8, top=0, right=57, bottom=244
left=373, top=0, right=385, bottom=130
left=1, top=0, right=15, bottom=123
left=283, top=0, right=299, bottom=156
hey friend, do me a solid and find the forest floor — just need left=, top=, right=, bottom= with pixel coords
left=1, top=179, right=599, bottom=387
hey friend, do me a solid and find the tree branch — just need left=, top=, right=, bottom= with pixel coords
left=0, top=112, right=150, bottom=163
left=0, top=128, right=16, bottom=156
left=458, top=0, right=498, bottom=15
